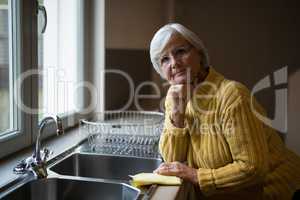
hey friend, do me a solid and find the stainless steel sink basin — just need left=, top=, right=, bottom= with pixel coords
left=50, top=153, right=162, bottom=182
left=1, top=178, right=139, bottom=200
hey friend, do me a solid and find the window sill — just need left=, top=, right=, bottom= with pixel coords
left=0, top=126, right=87, bottom=188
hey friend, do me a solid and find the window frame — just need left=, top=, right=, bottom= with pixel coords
left=0, top=0, right=36, bottom=158
left=34, top=0, right=87, bottom=140
left=0, top=0, right=101, bottom=159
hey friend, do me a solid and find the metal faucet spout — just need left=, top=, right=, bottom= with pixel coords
left=34, top=115, right=64, bottom=163
left=14, top=115, right=64, bottom=178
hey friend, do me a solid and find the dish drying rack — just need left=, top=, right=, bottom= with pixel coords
left=80, top=111, right=164, bottom=157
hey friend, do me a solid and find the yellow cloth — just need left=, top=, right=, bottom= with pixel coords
left=159, top=67, right=300, bottom=200
left=130, top=173, right=182, bottom=188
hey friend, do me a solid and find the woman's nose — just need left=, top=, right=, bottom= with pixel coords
left=170, top=55, right=179, bottom=69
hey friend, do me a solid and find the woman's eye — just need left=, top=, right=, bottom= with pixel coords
left=161, top=57, right=169, bottom=64
left=175, top=48, right=187, bottom=55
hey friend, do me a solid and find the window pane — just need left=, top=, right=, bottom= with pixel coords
left=38, top=0, right=79, bottom=118
left=0, top=1, right=11, bottom=133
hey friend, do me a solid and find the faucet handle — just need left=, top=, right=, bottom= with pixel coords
left=41, top=148, right=53, bottom=162
left=13, top=159, right=28, bottom=174
left=13, top=156, right=34, bottom=174
left=56, top=116, right=64, bottom=135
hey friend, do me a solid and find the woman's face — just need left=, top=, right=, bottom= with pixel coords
left=160, top=34, right=203, bottom=85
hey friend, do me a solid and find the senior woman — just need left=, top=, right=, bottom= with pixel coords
left=150, top=23, right=300, bottom=200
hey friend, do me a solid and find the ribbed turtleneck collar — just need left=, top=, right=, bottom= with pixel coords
left=187, top=66, right=225, bottom=114
left=195, top=66, right=225, bottom=96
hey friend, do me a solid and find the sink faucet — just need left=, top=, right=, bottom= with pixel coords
left=14, top=115, right=64, bottom=178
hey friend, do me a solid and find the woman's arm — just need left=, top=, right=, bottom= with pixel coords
left=159, top=96, right=190, bottom=162
left=159, top=85, right=192, bottom=162
left=196, top=96, right=269, bottom=195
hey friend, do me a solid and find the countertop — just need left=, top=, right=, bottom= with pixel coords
left=151, top=186, right=180, bottom=200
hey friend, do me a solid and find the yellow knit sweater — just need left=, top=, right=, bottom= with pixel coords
left=159, top=67, right=300, bottom=200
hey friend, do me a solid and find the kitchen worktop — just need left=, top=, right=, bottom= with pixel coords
left=151, top=186, right=180, bottom=200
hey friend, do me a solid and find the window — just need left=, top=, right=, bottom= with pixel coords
left=0, top=0, right=11, bottom=134
left=38, top=0, right=83, bottom=119
left=0, top=0, right=105, bottom=158
left=0, top=0, right=32, bottom=158
left=0, top=0, right=89, bottom=158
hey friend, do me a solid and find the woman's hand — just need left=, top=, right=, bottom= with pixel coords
left=153, top=162, right=198, bottom=185
left=168, top=84, right=194, bottom=128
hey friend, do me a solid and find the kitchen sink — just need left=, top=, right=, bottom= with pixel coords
left=49, top=153, right=162, bottom=182
left=0, top=177, right=139, bottom=200
left=1, top=137, right=163, bottom=200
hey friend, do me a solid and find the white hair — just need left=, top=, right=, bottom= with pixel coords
left=150, top=23, right=210, bottom=78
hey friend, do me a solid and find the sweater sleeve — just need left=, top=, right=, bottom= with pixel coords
left=197, top=97, right=269, bottom=196
left=159, top=97, right=190, bottom=162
